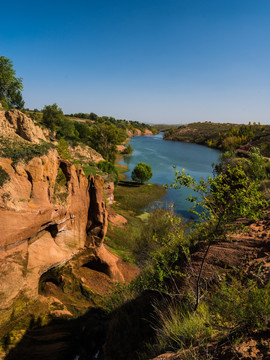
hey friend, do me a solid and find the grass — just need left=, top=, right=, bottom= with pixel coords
left=153, top=301, right=213, bottom=352
left=140, top=276, right=270, bottom=359
left=113, top=182, right=166, bottom=215
left=115, top=163, right=129, bottom=180
left=106, top=154, right=169, bottom=265
left=106, top=180, right=167, bottom=264
left=105, top=215, right=144, bottom=264
left=105, top=242, right=135, bottom=264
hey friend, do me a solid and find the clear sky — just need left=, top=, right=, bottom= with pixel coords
left=1, top=0, right=270, bottom=124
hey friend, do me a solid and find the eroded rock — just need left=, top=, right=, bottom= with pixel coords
left=0, top=110, right=46, bottom=143
left=0, top=149, right=108, bottom=312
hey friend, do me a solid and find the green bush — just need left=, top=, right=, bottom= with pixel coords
left=97, top=160, right=119, bottom=184
left=122, top=144, right=133, bottom=155
left=131, top=162, right=153, bottom=184
left=211, top=278, right=270, bottom=331
left=56, top=138, right=70, bottom=160
left=55, top=168, right=67, bottom=187
left=0, top=165, right=10, bottom=187
left=247, top=147, right=267, bottom=180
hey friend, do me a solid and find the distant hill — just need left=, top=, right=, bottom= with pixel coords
left=163, top=121, right=270, bottom=157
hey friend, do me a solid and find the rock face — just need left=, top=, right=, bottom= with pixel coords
left=0, top=150, right=104, bottom=308
left=0, top=147, right=124, bottom=316
left=0, top=110, right=46, bottom=143
left=126, top=128, right=154, bottom=137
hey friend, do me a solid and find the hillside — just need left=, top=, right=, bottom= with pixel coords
left=0, top=110, right=141, bottom=357
left=164, top=122, right=270, bottom=157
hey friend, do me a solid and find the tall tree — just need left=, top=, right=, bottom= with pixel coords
left=88, top=123, right=127, bottom=163
left=0, top=56, right=24, bottom=109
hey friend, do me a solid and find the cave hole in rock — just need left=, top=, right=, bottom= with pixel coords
left=82, top=257, right=111, bottom=277
left=45, top=224, right=58, bottom=238
left=59, top=161, right=71, bottom=185
left=38, top=268, right=62, bottom=295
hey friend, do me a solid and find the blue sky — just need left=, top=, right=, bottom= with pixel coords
left=1, top=0, right=270, bottom=124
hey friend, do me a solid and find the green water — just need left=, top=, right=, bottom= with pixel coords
left=120, top=133, right=221, bottom=220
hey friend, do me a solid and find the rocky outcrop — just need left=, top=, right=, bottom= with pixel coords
left=0, top=110, right=46, bottom=143
left=126, top=128, right=154, bottom=137
left=0, top=148, right=128, bottom=317
left=144, top=129, right=154, bottom=135
left=116, top=144, right=126, bottom=153
left=68, top=144, right=104, bottom=164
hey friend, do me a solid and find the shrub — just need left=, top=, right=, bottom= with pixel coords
left=55, top=168, right=67, bottom=187
left=53, top=168, right=68, bottom=204
left=247, top=147, right=267, bottom=180
left=131, top=162, right=153, bottom=184
left=211, top=278, right=270, bottom=331
left=122, top=144, right=133, bottom=155
left=0, top=138, right=53, bottom=164
left=56, top=138, right=70, bottom=160
left=0, top=166, right=10, bottom=187
left=97, top=160, right=119, bottom=184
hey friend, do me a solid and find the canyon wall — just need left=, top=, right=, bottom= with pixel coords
left=0, top=149, right=109, bottom=310
left=0, top=110, right=126, bottom=322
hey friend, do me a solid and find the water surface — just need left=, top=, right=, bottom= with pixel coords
left=120, top=133, right=221, bottom=219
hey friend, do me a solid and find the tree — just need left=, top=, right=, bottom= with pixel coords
left=172, top=164, right=267, bottom=310
left=0, top=56, right=24, bottom=109
left=42, top=103, right=66, bottom=132
left=132, top=162, right=153, bottom=184
left=88, top=123, right=127, bottom=163
left=247, top=147, right=267, bottom=181
left=123, top=144, right=133, bottom=155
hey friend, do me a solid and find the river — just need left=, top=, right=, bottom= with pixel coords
left=119, top=133, right=221, bottom=220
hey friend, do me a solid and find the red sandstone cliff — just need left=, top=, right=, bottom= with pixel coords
left=0, top=111, right=133, bottom=323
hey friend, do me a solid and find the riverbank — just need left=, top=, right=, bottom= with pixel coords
left=105, top=148, right=167, bottom=264
left=118, top=133, right=220, bottom=218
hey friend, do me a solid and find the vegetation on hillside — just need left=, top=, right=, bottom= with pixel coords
left=102, top=148, right=270, bottom=359
left=68, top=112, right=157, bottom=134
left=164, top=121, right=270, bottom=157
left=25, top=104, right=157, bottom=164
left=0, top=137, right=53, bottom=165
left=97, top=161, right=119, bottom=185
left=0, top=165, right=10, bottom=187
